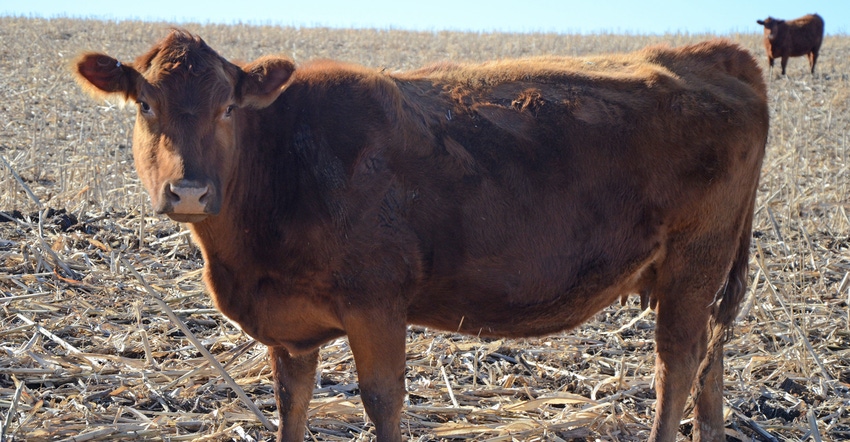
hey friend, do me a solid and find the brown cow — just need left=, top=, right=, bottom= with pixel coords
left=757, top=13, right=824, bottom=75
left=73, top=30, right=768, bottom=442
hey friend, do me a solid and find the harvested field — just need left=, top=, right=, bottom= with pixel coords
left=1, top=16, right=849, bottom=441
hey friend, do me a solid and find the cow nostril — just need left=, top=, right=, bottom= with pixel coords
left=198, top=188, right=211, bottom=204
left=165, top=183, right=181, bottom=203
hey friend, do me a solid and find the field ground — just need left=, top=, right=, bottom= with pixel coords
left=1, top=17, right=849, bottom=441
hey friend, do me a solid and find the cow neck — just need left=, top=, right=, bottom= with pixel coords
left=188, top=103, right=321, bottom=267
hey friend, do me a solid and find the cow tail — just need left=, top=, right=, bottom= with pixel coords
left=715, top=190, right=755, bottom=333
left=687, top=193, right=755, bottom=413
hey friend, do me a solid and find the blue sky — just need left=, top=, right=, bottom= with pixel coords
left=2, top=0, right=847, bottom=35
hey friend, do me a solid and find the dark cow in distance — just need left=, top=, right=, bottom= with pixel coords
left=757, top=13, right=824, bottom=75
left=74, top=30, right=768, bottom=442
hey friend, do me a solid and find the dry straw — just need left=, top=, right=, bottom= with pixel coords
left=1, top=16, right=849, bottom=441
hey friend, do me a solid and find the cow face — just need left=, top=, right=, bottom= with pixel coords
left=756, top=17, right=784, bottom=41
left=74, top=30, right=294, bottom=223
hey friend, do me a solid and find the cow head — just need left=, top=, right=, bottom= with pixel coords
left=756, top=17, right=784, bottom=41
left=73, top=30, right=295, bottom=223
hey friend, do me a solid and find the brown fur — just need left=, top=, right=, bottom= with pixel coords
left=73, top=31, right=769, bottom=442
left=757, top=13, right=824, bottom=75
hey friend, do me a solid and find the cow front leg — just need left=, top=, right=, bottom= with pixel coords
left=344, top=312, right=407, bottom=441
left=270, top=346, right=319, bottom=442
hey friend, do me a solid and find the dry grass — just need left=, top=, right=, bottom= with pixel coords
left=1, top=16, right=849, bottom=441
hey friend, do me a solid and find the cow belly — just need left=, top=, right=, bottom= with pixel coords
left=409, top=247, right=660, bottom=338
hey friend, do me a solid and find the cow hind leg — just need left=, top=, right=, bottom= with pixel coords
left=648, top=237, right=744, bottom=441
left=692, top=340, right=726, bottom=441
left=650, top=220, right=751, bottom=442
left=781, top=56, right=789, bottom=75
left=809, top=50, right=819, bottom=74
left=692, top=213, right=752, bottom=441
left=270, top=346, right=320, bottom=442
left=649, top=282, right=712, bottom=442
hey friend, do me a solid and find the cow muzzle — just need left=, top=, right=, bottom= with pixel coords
left=157, top=180, right=220, bottom=223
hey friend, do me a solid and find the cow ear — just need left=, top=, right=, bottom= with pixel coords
left=73, top=53, right=139, bottom=103
left=238, top=56, right=295, bottom=108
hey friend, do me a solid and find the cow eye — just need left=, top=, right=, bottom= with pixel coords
left=137, top=100, right=153, bottom=116
left=223, top=104, right=237, bottom=118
